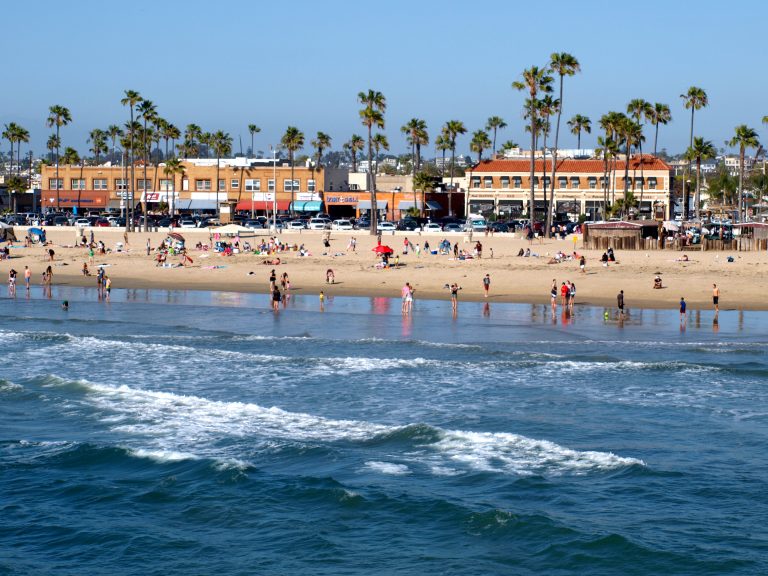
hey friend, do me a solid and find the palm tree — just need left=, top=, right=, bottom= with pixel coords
left=548, top=52, right=580, bottom=234
left=46, top=134, right=59, bottom=165
left=538, top=95, right=559, bottom=229
left=88, top=128, right=108, bottom=166
left=344, top=134, right=365, bottom=173
left=513, top=66, right=553, bottom=218
left=627, top=99, right=653, bottom=209
left=311, top=131, right=331, bottom=199
left=358, top=90, right=386, bottom=233
left=485, top=116, right=507, bottom=156
left=2, top=123, right=18, bottom=177
left=13, top=124, right=29, bottom=179
left=248, top=124, right=261, bottom=157
left=185, top=124, right=202, bottom=155
left=443, top=120, right=466, bottom=216
left=166, top=124, right=180, bottom=158
left=681, top=87, right=708, bottom=221
left=728, top=125, right=760, bottom=221
left=567, top=114, right=591, bottom=149
left=685, top=137, right=717, bottom=219
left=500, top=140, right=519, bottom=154
left=401, top=118, right=429, bottom=176
left=281, top=126, right=305, bottom=215
left=46, top=104, right=72, bottom=211
left=413, top=171, right=433, bottom=217
left=209, top=130, right=233, bottom=218
left=163, top=158, right=185, bottom=216
left=649, top=103, right=671, bottom=157
left=435, top=130, right=451, bottom=177
left=137, top=100, right=157, bottom=231
left=107, top=125, right=124, bottom=165
left=121, top=90, right=142, bottom=230
left=470, top=130, right=492, bottom=164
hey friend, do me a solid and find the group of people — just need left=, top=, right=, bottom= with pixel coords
left=550, top=279, right=577, bottom=311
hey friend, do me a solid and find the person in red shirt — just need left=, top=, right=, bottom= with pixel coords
left=560, top=282, right=569, bottom=307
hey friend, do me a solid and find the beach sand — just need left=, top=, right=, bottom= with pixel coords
left=4, top=226, right=765, bottom=310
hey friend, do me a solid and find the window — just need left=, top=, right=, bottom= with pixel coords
left=635, top=177, right=644, bottom=186
left=533, top=176, right=539, bottom=187
left=283, top=179, right=299, bottom=192
left=588, top=177, right=597, bottom=189
left=218, top=179, right=226, bottom=192
left=483, top=176, right=493, bottom=189
left=599, top=177, right=608, bottom=188
left=308, top=179, right=316, bottom=193
left=648, top=177, right=657, bottom=190
left=71, top=178, right=86, bottom=190
left=623, top=177, right=631, bottom=188
left=500, top=176, right=510, bottom=189
left=159, top=179, right=172, bottom=191
left=471, top=176, right=481, bottom=188
left=195, top=179, right=211, bottom=191
left=182, top=177, right=189, bottom=191
left=558, top=177, right=568, bottom=188
left=245, top=179, right=261, bottom=192
left=115, top=178, right=127, bottom=191
left=49, top=178, right=63, bottom=190
left=231, top=179, right=239, bottom=189
left=512, top=176, right=522, bottom=188
left=137, top=179, right=151, bottom=191
left=92, top=178, right=107, bottom=190
left=570, top=177, right=580, bottom=189
left=268, top=179, right=275, bottom=192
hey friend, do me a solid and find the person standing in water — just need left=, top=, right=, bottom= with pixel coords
left=679, top=297, right=687, bottom=323
left=617, top=290, right=625, bottom=317
left=712, top=284, right=720, bottom=313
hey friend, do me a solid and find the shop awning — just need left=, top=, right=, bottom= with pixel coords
left=398, top=200, right=423, bottom=210
left=178, top=200, right=217, bottom=211
left=236, top=200, right=291, bottom=211
left=290, top=200, right=323, bottom=212
left=425, top=200, right=443, bottom=210
left=358, top=200, right=388, bottom=210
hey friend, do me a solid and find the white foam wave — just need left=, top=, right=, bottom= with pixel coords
left=364, top=461, right=410, bottom=475
left=129, top=448, right=199, bottom=463
left=63, top=380, right=642, bottom=477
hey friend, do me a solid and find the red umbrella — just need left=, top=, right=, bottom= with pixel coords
left=372, top=245, right=393, bottom=255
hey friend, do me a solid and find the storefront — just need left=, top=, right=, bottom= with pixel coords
left=44, top=191, right=108, bottom=212
left=324, top=193, right=359, bottom=218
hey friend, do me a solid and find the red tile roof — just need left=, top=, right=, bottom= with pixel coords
left=470, top=155, right=671, bottom=173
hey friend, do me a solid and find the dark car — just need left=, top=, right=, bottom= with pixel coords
left=397, top=219, right=420, bottom=231
left=53, top=216, right=69, bottom=226
left=356, top=218, right=371, bottom=230
left=244, top=219, right=264, bottom=229
left=489, top=222, right=509, bottom=233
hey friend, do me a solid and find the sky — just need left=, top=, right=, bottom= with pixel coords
left=2, top=0, right=767, bottom=159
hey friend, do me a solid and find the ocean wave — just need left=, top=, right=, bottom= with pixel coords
left=364, top=461, right=411, bottom=475
left=40, top=377, right=643, bottom=477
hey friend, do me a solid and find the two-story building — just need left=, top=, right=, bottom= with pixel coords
left=465, top=156, right=674, bottom=220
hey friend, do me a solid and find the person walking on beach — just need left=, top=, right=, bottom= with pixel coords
left=24, top=266, right=31, bottom=291
left=450, top=283, right=462, bottom=313
left=712, top=284, right=720, bottom=313
left=269, top=269, right=276, bottom=291
left=617, top=290, right=625, bottom=317
left=569, top=281, right=576, bottom=309
left=579, top=254, right=586, bottom=273
left=483, top=274, right=491, bottom=298
left=679, top=297, right=687, bottom=323
left=8, top=269, right=17, bottom=296
left=97, top=267, right=105, bottom=296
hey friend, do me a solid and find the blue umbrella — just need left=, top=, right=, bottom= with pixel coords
left=28, top=227, right=44, bottom=236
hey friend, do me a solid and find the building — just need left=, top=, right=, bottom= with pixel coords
left=465, top=156, right=673, bottom=220
left=39, top=158, right=324, bottom=215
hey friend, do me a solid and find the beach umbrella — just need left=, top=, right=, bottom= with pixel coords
left=28, top=227, right=44, bottom=236
left=168, top=232, right=185, bottom=242
left=373, top=244, right=394, bottom=255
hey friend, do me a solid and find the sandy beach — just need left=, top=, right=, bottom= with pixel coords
left=3, top=226, right=765, bottom=310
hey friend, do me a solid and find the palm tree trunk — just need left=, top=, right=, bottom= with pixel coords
left=695, top=157, right=702, bottom=220
left=528, top=111, right=535, bottom=220
left=449, top=145, right=455, bottom=216
left=577, top=130, right=581, bottom=150
left=653, top=123, right=659, bottom=157
left=290, top=152, right=295, bottom=218
left=738, top=149, right=744, bottom=221
left=216, top=153, right=221, bottom=220
left=55, top=125, right=60, bottom=211
left=143, top=127, right=148, bottom=233
left=368, top=126, right=378, bottom=235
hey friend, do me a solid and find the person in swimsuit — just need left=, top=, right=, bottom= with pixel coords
left=272, top=286, right=282, bottom=311
left=24, top=266, right=31, bottom=290
left=679, top=297, right=687, bottom=322
left=550, top=279, right=558, bottom=311
left=617, top=290, right=625, bottom=316
left=450, top=283, right=461, bottom=313
left=483, top=274, right=491, bottom=298
left=712, top=284, right=720, bottom=312
left=104, top=276, right=112, bottom=300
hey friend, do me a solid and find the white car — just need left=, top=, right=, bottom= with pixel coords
left=74, top=218, right=91, bottom=226
left=287, top=220, right=306, bottom=230
left=308, top=218, right=330, bottom=230
left=423, top=223, right=442, bottom=233
left=332, top=219, right=353, bottom=230
left=377, top=221, right=396, bottom=231
left=179, top=219, right=197, bottom=228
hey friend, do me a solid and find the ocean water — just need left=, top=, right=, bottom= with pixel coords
left=1, top=288, right=767, bottom=575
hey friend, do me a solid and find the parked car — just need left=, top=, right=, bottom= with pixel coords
left=355, top=218, right=371, bottom=230
left=423, top=222, right=442, bottom=233
left=74, top=218, right=91, bottom=226
left=397, top=219, right=420, bottom=231
left=332, top=219, right=354, bottom=230
left=179, top=219, right=197, bottom=229
left=489, top=222, right=509, bottom=233
left=465, top=218, right=488, bottom=232
left=308, top=218, right=331, bottom=230
left=443, top=223, right=463, bottom=233
left=53, top=216, right=70, bottom=226
left=287, top=220, right=306, bottom=230
left=243, top=219, right=263, bottom=229
left=377, top=221, right=396, bottom=232
left=95, top=218, right=112, bottom=227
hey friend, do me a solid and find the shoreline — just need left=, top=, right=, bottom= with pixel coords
left=3, top=227, right=766, bottom=311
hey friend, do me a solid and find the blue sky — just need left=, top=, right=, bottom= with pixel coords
left=2, top=0, right=767, bottom=158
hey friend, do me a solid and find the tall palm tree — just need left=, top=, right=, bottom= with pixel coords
left=46, top=104, right=72, bottom=211
left=485, top=116, right=507, bottom=156
left=200, top=132, right=212, bottom=159
left=401, top=118, right=429, bottom=176
left=435, top=130, right=451, bottom=177
left=185, top=124, right=202, bottom=155
left=210, top=131, right=233, bottom=218
left=46, top=134, right=59, bottom=166
left=280, top=126, right=305, bottom=215
left=13, top=124, right=29, bottom=179
left=358, top=89, right=386, bottom=233
left=163, top=158, right=185, bottom=216
left=627, top=99, right=653, bottom=210
left=567, top=114, right=591, bottom=149
left=728, top=125, right=759, bottom=221
left=681, top=87, right=708, bottom=221
left=311, top=131, right=332, bottom=198
left=685, top=137, right=716, bottom=219
left=413, top=171, right=433, bottom=218
left=137, top=99, right=157, bottom=231
left=470, top=129, right=491, bottom=164
left=513, top=66, right=553, bottom=219
left=548, top=52, right=580, bottom=234
left=166, top=123, right=180, bottom=158
left=649, top=103, right=671, bottom=157
left=2, top=123, right=18, bottom=176
left=121, top=90, right=142, bottom=230
left=537, top=96, right=559, bottom=228
left=372, top=133, right=390, bottom=218
left=107, top=125, right=124, bottom=165
left=248, top=124, right=260, bottom=157
left=444, top=120, right=466, bottom=216
left=344, top=134, right=364, bottom=172
left=88, top=128, right=108, bottom=166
